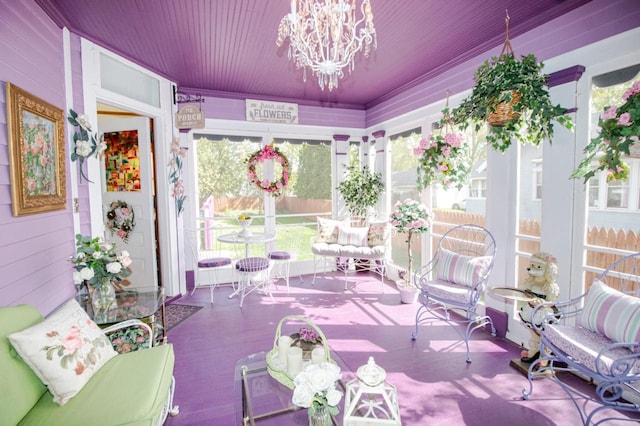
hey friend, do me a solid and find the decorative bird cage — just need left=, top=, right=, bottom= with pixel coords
left=343, top=357, right=401, bottom=425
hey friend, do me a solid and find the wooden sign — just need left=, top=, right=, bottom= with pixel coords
left=246, top=99, right=298, bottom=124
left=175, top=104, right=205, bottom=129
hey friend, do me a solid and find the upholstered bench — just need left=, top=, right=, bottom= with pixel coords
left=523, top=252, right=640, bottom=424
left=1, top=300, right=178, bottom=425
left=311, top=217, right=390, bottom=290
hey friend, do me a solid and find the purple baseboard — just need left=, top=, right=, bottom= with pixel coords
left=486, top=306, right=508, bottom=338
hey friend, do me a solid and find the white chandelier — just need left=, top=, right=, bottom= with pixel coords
left=276, top=0, right=377, bottom=91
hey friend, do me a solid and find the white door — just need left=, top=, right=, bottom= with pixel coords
left=98, top=116, right=158, bottom=290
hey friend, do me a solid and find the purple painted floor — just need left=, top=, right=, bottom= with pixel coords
left=163, top=272, right=639, bottom=425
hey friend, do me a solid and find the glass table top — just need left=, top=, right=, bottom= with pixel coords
left=76, top=285, right=164, bottom=325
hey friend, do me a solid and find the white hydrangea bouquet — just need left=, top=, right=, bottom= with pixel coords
left=292, top=361, right=343, bottom=418
left=67, top=109, right=106, bottom=182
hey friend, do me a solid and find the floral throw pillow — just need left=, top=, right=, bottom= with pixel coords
left=316, top=217, right=342, bottom=244
left=367, top=220, right=390, bottom=247
left=8, top=299, right=117, bottom=405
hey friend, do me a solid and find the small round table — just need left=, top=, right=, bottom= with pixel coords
left=489, top=287, right=537, bottom=302
left=217, top=232, right=276, bottom=258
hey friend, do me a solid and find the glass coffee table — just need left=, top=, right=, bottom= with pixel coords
left=235, top=350, right=351, bottom=425
left=76, top=285, right=166, bottom=345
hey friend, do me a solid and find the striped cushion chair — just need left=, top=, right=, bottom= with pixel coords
left=523, top=252, right=640, bottom=425
left=412, top=224, right=497, bottom=363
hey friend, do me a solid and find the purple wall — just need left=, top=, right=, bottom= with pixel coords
left=0, top=0, right=75, bottom=315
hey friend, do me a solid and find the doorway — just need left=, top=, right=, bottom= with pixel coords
left=98, top=108, right=161, bottom=289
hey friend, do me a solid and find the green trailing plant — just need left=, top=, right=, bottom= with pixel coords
left=452, top=53, right=573, bottom=152
left=336, top=164, right=384, bottom=219
left=571, top=80, right=639, bottom=183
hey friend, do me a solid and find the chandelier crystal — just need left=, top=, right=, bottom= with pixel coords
left=276, top=0, right=377, bottom=91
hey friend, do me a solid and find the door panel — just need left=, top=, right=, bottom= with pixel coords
left=99, top=116, right=158, bottom=289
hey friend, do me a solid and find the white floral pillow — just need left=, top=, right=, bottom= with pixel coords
left=316, top=217, right=343, bottom=244
left=8, top=299, right=117, bottom=405
left=367, top=220, right=390, bottom=247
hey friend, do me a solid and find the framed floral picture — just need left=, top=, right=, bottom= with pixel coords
left=6, top=83, right=66, bottom=216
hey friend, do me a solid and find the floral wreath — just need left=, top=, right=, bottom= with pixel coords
left=246, top=143, right=290, bottom=197
left=67, top=109, right=107, bottom=183
left=106, top=200, right=136, bottom=243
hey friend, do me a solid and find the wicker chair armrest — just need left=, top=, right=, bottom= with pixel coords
left=102, top=319, right=153, bottom=350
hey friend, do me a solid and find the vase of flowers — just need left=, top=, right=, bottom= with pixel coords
left=70, top=234, right=132, bottom=312
left=389, top=199, right=433, bottom=291
left=292, top=362, right=343, bottom=426
left=290, top=327, right=323, bottom=361
left=572, top=80, right=640, bottom=183
left=415, top=106, right=470, bottom=190
left=237, top=214, right=253, bottom=237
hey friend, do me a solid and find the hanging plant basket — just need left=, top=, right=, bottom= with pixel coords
left=487, top=90, right=522, bottom=127
left=452, top=16, right=573, bottom=152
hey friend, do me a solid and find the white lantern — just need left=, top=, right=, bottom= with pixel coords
left=343, top=357, right=401, bottom=425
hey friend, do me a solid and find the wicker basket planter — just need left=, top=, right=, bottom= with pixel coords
left=266, top=315, right=335, bottom=389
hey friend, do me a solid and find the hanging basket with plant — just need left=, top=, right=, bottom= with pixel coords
left=571, top=80, right=640, bottom=183
left=415, top=95, right=470, bottom=191
left=452, top=16, right=573, bottom=152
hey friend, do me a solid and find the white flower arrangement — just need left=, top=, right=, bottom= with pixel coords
left=67, top=109, right=106, bottom=182
left=292, top=361, right=343, bottom=417
left=70, top=234, right=132, bottom=289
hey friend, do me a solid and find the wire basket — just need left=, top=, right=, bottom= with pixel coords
left=487, top=90, right=522, bottom=127
left=266, top=315, right=333, bottom=389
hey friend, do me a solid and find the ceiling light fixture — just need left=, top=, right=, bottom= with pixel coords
left=276, top=0, right=377, bottom=91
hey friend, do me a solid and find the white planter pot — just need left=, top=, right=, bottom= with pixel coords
left=398, top=284, right=419, bottom=304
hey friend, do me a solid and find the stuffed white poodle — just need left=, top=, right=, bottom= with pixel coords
left=518, top=252, right=560, bottom=363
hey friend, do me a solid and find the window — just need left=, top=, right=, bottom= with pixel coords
left=389, top=128, right=421, bottom=270
left=582, top=64, right=640, bottom=287
left=470, top=178, right=486, bottom=198
left=533, top=160, right=542, bottom=200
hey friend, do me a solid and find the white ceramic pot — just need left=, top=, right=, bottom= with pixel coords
left=397, top=281, right=419, bottom=304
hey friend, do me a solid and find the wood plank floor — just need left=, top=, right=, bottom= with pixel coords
left=163, top=272, right=639, bottom=425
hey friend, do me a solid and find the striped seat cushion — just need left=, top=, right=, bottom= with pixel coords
left=236, top=257, right=270, bottom=272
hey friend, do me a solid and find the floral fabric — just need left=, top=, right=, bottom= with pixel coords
left=367, top=220, right=389, bottom=247
left=544, top=323, right=640, bottom=376
left=8, top=299, right=117, bottom=405
left=316, top=218, right=343, bottom=244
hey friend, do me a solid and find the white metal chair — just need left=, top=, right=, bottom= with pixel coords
left=267, top=225, right=303, bottom=292
left=233, top=257, right=273, bottom=307
left=412, top=223, right=497, bottom=363
left=186, top=227, right=235, bottom=304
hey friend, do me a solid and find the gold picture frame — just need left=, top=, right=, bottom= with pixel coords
left=6, top=83, right=66, bottom=216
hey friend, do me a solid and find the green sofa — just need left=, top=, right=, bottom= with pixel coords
left=0, top=304, right=178, bottom=426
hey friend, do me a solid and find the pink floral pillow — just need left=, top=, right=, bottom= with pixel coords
left=316, top=217, right=343, bottom=243
left=8, top=299, right=117, bottom=405
left=367, top=220, right=390, bottom=247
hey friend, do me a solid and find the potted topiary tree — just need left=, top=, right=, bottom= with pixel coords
left=452, top=18, right=573, bottom=152
left=337, top=164, right=384, bottom=225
